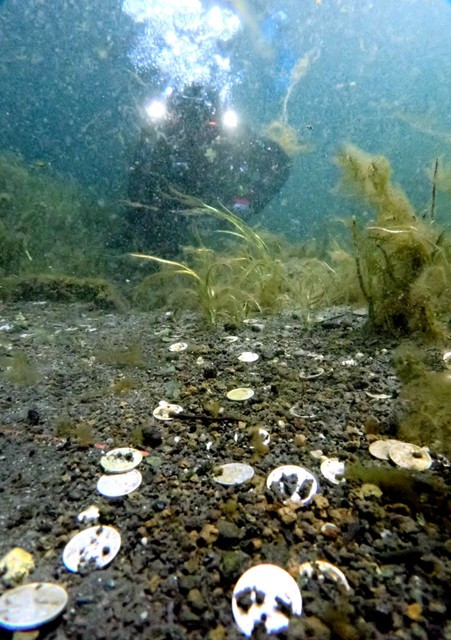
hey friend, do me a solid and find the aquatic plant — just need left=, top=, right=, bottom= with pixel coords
left=336, top=144, right=450, bottom=339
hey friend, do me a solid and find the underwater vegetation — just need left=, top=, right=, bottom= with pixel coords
left=336, top=144, right=451, bottom=340
left=130, top=195, right=359, bottom=326
left=0, top=152, right=116, bottom=279
left=393, top=344, right=451, bottom=458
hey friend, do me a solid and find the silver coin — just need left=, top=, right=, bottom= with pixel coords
left=62, top=525, right=121, bottom=573
left=0, top=582, right=68, bottom=631
left=97, top=469, right=142, bottom=497
left=213, top=463, right=254, bottom=486
left=100, top=447, right=143, bottom=473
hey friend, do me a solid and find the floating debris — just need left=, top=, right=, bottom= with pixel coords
left=100, top=447, right=143, bottom=474
left=97, top=469, right=142, bottom=497
left=388, top=442, right=432, bottom=471
left=213, top=463, right=255, bottom=486
left=298, top=560, right=351, bottom=592
left=0, top=582, right=68, bottom=631
left=152, top=400, right=184, bottom=420
left=238, top=352, right=259, bottom=363
left=168, top=341, right=188, bottom=352
left=299, top=367, right=325, bottom=379
left=320, top=458, right=345, bottom=484
left=232, top=564, right=302, bottom=637
left=62, top=525, right=121, bottom=573
left=227, top=387, right=254, bottom=401
left=0, top=548, right=34, bottom=583
left=77, top=505, right=100, bottom=523
left=266, top=465, right=318, bottom=505
left=369, top=439, right=403, bottom=461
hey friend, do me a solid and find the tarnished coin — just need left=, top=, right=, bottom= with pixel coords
left=232, top=564, right=302, bottom=638
left=227, top=387, right=254, bottom=401
left=266, top=465, right=318, bottom=505
left=0, top=582, right=68, bottom=631
left=369, top=439, right=402, bottom=461
left=320, top=458, right=345, bottom=485
left=100, top=447, right=142, bottom=473
left=152, top=400, right=184, bottom=420
left=97, top=469, right=142, bottom=497
left=298, top=560, right=351, bottom=592
left=388, top=442, right=432, bottom=470
left=213, top=463, right=254, bottom=486
left=62, top=525, right=121, bottom=573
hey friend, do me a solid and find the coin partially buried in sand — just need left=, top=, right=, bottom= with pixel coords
left=266, top=465, right=318, bottom=505
left=213, top=463, right=255, bottom=486
left=100, top=447, right=143, bottom=473
left=0, top=582, right=69, bottom=631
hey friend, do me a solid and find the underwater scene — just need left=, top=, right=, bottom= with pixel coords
left=0, top=0, right=450, bottom=638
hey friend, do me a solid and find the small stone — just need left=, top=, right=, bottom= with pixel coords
left=187, top=588, right=205, bottom=612
left=405, top=602, right=422, bottom=621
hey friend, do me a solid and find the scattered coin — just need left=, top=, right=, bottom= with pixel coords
left=97, top=469, right=142, bottom=497
left=214, top=463, right=255, bottom=486
left=266, top=465, right=318, bottom=505
left=298, top=560, right=351, bottom=591
left=77, top=505, right=100, bottom=523
left=168, top=341, right=188, bottom=352
left=152, top=400, right=184, bottom=420
left=223, top=335, right=239, bottom=343
left=299, top=367, right=325, bottom=380
left=388, top=442, right=432, bottom=470
left=369, top=439, right=403, bottom=461
left=227, top=387, right=254, bottom=401
left=232, top=564, right=302, bottom=637
left=100, top=447, right=143, bottom=473
left=62, top=525, right=121, bottom=573
left=0, top=582, right=68, bottom=631
left=238, top=352, right=259, bottom=363
left=442, top=351, right=451, bottom=369
left=320, top=458, right=345, bottom=484
left=365, top=391, right=392, bottom=400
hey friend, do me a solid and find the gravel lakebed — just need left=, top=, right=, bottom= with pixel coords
left=0, top=301, right=449, bottom=640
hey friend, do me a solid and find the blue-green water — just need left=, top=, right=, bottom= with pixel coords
left=0, top=0, right=450, bottom=241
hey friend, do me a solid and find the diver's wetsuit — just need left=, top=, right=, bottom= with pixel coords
left=126, top=87, right=291, bottom=255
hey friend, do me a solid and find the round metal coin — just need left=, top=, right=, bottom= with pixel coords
left=298, top=560, right=351, bottom=592
left=0, top=582, right=68, bottom=631
left=227, top=387, right=254, bottom=401
left=152, top=400, right=184, bottom=421
left=232, top=564, right=302, bottom=638
left=97, top=469, right=142, bottom=497
left=168, top=341, right=188, bottom=352
left=369, top=439, right=402, bottom=461
left=238, top=352, right=259, bottom=363
left=213, top=463, right=255, bottom=486
left=62, top=525, right=121, bottom=573
left=320, top=458, right=345, bottom=485
left=100, top=447, right=143, bottom=474
left=266, top=465, right=318, bottom=505
left=388, top=442, right=432, bottom=470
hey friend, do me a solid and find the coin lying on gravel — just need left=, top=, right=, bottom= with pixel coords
left=168, top=341, right=188, bottom=352
left=238, top=352, right=259, bottom=363
left=298, top=560, right=351, bottom=592
left=152, top=400, right=184, bottom=420
left=320, top=458, right=345, bottom=485
left=369, top=439, right=404, bottom=461
left=232, top=564, right=302, bottom=637
left=266, top=465, right=318, bottom=505
left=0, top=582, right=69, bottom=631
left=62, top=525, right=121, bottom=573
left=97, top=469, right=142, bottom=497
left=227, top=387, right=254, bottom=401
left=213, top=463, right=255, bottom=486
left=388, top=441, right=432, bottom=470
left=100, top=447, right=143, bottom=473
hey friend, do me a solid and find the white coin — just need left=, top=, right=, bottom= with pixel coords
left=213, top=463, right=255, bottom=486
left=152, top=400, right=184, bottom=420
left=232, top=564, right=302, bottom=638
left=100, top=447, right=143, bottom=473
left=298, top=560, right=351, bottom=592
left=97, top=469, right=142, bottom=497
left=227, top=387, right=254, bottom=401
left=77, top=505, right=100, bottom=523
left=238, top=352, right=259, bottom=363
left=443, top=351, right=451, bottom=369
left=0, top=582, right=68, bottom=631
left=320, top=458, right=345, bottom=485
left=62, top=525, right=121, bottom=573
left=168, top=341, right=188, bottom=352
left=266, top=465, right=318, bottom=505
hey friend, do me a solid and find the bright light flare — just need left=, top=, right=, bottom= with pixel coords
left=222, top=109, right=238, bottom=129
left=144, top=99, right=167, bottom=122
